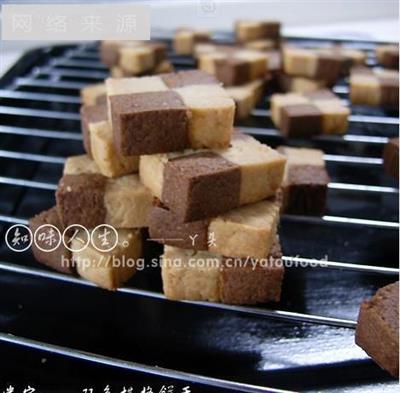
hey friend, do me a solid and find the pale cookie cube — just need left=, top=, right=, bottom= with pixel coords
left=236, top=21, right=263, bottom=42
left=81, top=83, right=106, bottom=106
left=227, top=79, right=264, bottom=119
left=270, top=93, right=309, bottom=127
left=208, top=199, right=280, bottom=259
left=313, top=100, right=350, bottom=134
left=289, top=77, right=326, bottom=93
left=64, top=155, right=100, bottom=175
left=175, top=85, right=234, bottom=149
left=119, top=46, right=154, bottom=74
left=350, top=74, right=381, bottom=106
left=139, top=154, right=168, bottom=200
left=173, top=29, right=211, bottom=55
left=173, top=30, right=194, bottom=55
left=279, top=146, right=324, bottom=166
left=89, top=121, right=139, bottom=177
left=218, top=135, right=286, bottom=205
left=104, top=175, right=153, bottom=228
left=106, top=76, right=168, bottom=96
left=74, top=228, right=142, bottom=290
left=283, top=48, right=317, bottom=78
left=198, top=52, right=227, bottom=75
left=161, top=246, right=221, bottom=301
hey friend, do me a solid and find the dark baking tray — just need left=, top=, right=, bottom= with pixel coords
left=0, top=37, right=398, bottom=393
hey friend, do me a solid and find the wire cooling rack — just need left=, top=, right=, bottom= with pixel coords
left=0, top=37, right=398, bottom=393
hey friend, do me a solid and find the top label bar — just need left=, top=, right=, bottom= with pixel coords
left=2, top=4, right=150, bottom=40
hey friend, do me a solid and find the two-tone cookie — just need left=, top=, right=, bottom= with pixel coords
left=356, top=281, right=399, bottom=377
left=316, top=46, right=366, bottom=76
left=100, top=40, right=167, bottom=75
left=173, top=28, right=211, bottom=55
left=283, top=47, right=343, bottom=85
left=107, top=70, right=235, bottom=155
left=161, top=236, right=284, bottom=304
left=29, top=207, right=142, bottom=290
left=198, top=47, right=268, bottom=86
left=140, top=132, right=286, bottom=222
left=271, top=89, right=349, bottom=137
left=80, top=104, right=139, bottom=177
left=350, top=67, right=399, bottom=110
left=149, top=197, right=280, bottom=259
left=235, top=20, right=280, bottom=43
left=278, top=146, right=330, bottom=215
left=57, top=155, right=152, bottom=229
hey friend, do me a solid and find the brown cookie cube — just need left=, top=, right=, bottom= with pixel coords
left=56, top=174, right=107, bottom=229
left=214, top=58, right=251, bottom=86
left=162, top=152, right=241, bottom=222
left=110, top=90, right=189, bottom=155
left=278, top=146, right=329, bottom=215
left=356, top=282, right=399, bottom=377
left=280, top=104, right=322, bottom=137
left=219, top=238, right=284, bottom=304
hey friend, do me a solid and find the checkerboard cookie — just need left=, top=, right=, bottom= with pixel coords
left=100, top=40, right=167, bottom=75
left=197, top=46, right=268, bottom=86
left=271, top=89, right=349, bottom=137
left=107, top=70, right=234, bottom=155
left=57, top=155, right=152, bottom=229
left=161, top=236, right=284, bottom=304
left=149, top=196, right=280, bottom=259
left=29, top=206, right=142, bottom=290
left=235, top=20, right=280, bottom=43
left=80, top=104, right=139, bottom=177
left=278, top=146, right=330, bottom=215
left=283, top=47, right=343, bottom=85
left=140, top=132, right=286, bottom=222
left=350, top=67, right=399, bottom=110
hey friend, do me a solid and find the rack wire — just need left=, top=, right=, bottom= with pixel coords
left=0, top=38, right=398, bottom=392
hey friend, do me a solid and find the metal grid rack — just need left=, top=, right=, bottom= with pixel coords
left=0, top=37, right=398, bottom=393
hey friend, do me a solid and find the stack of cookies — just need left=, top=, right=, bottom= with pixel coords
left=30, top=69, right=288, bottom=305
left=115, top=70, right=286, bottom=305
